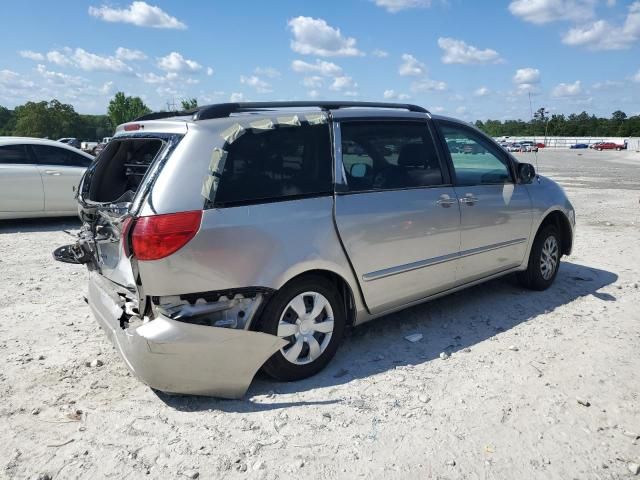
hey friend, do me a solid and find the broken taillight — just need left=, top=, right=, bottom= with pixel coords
left=130, top=210, right=202, bottom=261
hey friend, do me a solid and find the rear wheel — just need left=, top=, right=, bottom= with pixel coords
left=260, top=275, right=345, bottom=381
left=518, top=225, right=561, bottom=290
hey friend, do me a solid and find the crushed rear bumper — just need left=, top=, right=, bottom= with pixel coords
left=87, top=272, right=286, bottom=398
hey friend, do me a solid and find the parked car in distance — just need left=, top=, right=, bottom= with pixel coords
left=81, top=141, right=99, bottom=153
left=0, top=137, right=94, bottom=219
left=592, top=142, right=626, bottom=151
left=520, top=141, right=539, bottom=152
left=507, top=143, right=523, bottom=152
left=57, top=137, right=81, bottom=149
left=535, top=142, right=545, bottom=148
left=92, top=136, right=113, bottom=156
left=54, top=101, right=575, bottom=398
left=570, top=143, right=589, bottom=149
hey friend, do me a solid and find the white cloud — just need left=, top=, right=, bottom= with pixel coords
left=254, top=66, right=280, bottom=78
left=437, top=37, right=502, bottom=64
left=230, top=92, right=245, bottom=102
left=288, top=16, right=362, bottom=56
left=157, top=52, right=202, bottom=73
left=240, top=75, right=272, bottom=93
left=411, top=78, right=447, bottom=92
left=330, top=75, right=358, bottom=91
left=474, top=86, right=490, bottom=96
left=88, top=1, right=186, bottom=29
left=302, top=76, right=324, bottom=88
left=513, top=67, right=541, bottom=84
left=592, top=79, right=623, bottom=89
left=372, top=0, right=432, bottom=13
left=399, top=53, right=426, bottom=76
left=0, top=69, right=35, bottom=90
left=115, top=47, right=147, bottom=61
left=308, top=89, right=320, bottom=98
left=46, top=50, right=73, bottom=67
left=432, top=106, right=445, bottom=113
left=383, top=89, right=410, bottom=100
left=552, top=80, right=583, bottom=97
left=73, top=48, right=132, bottom=73
left=634, top=70, right=640, bottom=82
left=206, top=67, right=214, bottom=76
left=35, top=64, right=85, bottom=87
left=562, top=2, right=640, bottom=50
left=138, top=71, right=178, bottom=84
left=455, top=106, right=467, bottom=115
left=19, top=50, right=44, bottom=61
left=291, top=59, right=342, bottom=76
left=508, top=0, right=596, bottom=25
left=372, top=49, right=389, bottom=57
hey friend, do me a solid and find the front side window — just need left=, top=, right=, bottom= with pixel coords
left=214, top=123, right=332, bottom=206
left=438, top=122, right=512, bottom=186
left=0, top=145, right=31, bottom=164
left=30, top=145, right=92, bottom=167
left=340, top=121, right=443, bottom=192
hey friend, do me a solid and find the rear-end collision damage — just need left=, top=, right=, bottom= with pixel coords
left=53, top=125, right=289, bottom=398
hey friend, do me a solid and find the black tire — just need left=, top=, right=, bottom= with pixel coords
left=518, top=225, right=562, bottom=291
left=260, top=275, right=345, bottom=381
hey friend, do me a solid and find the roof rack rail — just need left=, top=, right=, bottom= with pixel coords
left=132, top=101, right=429, bottom=123
left=193, top=101, right=429, bottom=121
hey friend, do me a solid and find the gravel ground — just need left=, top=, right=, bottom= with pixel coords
left=1, top=149, right=639, bottom=480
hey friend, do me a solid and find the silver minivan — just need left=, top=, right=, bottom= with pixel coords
left=55, top=101, right=575, bottom=398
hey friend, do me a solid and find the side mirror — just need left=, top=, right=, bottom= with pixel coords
left=518, top=163, right=535, bottom=184
left=350, top=163, right=368, bottom=178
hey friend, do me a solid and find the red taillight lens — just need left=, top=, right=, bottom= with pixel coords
left=130, top=210, right=202, bottom=261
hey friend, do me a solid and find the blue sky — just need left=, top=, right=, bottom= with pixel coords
left=1, top=0, right=639, bottom=120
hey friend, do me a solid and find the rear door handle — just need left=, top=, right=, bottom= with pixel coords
left=436, top=195, right=457, bottom=208
left=44, top=170, right=61, bottom=176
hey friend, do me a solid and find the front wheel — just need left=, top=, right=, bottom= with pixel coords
left=260, top=275, right=345, bottom=381
left=518, top=225, right=561, bottom=290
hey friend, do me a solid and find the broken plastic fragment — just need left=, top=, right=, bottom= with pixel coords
left=276, top=115, right=301, bottom=127
left=201, top=175, right=217, bottom=201
left=249, top=118, right=275, bottom=131
left=220, top=123, right=246, bottom=143
left=304, top=113, right=327, bottom=125
left=207, top=148, right=228, bottom=173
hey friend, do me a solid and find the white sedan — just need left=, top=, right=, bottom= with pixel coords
left=0, top=137, right=95, bottom=220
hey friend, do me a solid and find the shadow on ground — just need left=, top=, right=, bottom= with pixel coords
left=157, top=261, right=617, bottom=412
left=0, top=217, right=80, bottom=234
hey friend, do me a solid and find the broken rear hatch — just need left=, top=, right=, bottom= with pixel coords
left=54, top=132, right=180, bottom=304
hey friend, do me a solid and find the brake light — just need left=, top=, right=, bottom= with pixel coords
left=124, top=123, right=142, bottom=131
left=130, top=211, right=202, bottom=261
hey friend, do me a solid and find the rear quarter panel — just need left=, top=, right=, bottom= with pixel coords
left=135, top=196, right=366, bottom=312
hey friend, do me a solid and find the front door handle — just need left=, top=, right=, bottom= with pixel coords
left=436, top=195, right=457, bottom=208
left=44, top=170, right=61, bottom=176
left=459, top=194, right=478, bottom=205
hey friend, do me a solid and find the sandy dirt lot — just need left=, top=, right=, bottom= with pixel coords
left=1, top=149, right=639, bottom=480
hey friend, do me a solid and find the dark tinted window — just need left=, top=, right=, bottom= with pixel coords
left=0, top=144, right=32, bottom=164
left=30, top=145, right=92, bottom=167
left=214, top=124, right=332, bottom=206
left=340, top=121, right=443, bottom=192
left=439, top=122, right=512, bottom=186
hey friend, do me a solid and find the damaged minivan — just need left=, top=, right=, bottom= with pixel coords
left=54, top=101, right=575, bottom=398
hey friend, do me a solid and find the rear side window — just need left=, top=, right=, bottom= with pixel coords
left=340, top=121, right=444, bottom=192
left=30, top=145, right=92, bottom=167
left=0, top=145, right=31, bottom=164
left=214, top=123, right=332, bottom=206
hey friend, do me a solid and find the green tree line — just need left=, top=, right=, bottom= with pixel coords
left=475, top=110, right=640, bottom=138
left=2, top=96, right=638, bottom=140
left=0, top=92, right=152, bottom=140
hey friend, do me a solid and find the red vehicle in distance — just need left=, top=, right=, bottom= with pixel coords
left=591, top=142, right=626, bottom=151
